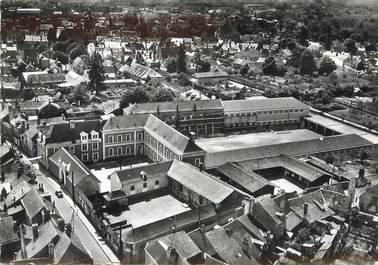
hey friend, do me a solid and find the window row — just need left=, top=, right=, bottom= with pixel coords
left=106, top=132, right=144, bottom=143
left=81, top=142, right=99, bottom=152
left=129, top=180, right=160, bottom=191
left=227, top=109, right=306, bottom=117
left=107, top=146, right=132, bottom=156
left=82, top=152, right=99, bottom=162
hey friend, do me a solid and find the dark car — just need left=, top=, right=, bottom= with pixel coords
left=55, top=190, right=63, bottom=198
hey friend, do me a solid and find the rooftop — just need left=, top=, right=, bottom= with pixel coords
left=197, top=129, right=321, bottom=153
left=222, top=97, right=309, bottom=113
left=102, top=114, right=149, bottom=131
left=168, top=160, right=234, bottom=204
left=203, top=133, right=373, bottom=169
left=124, top=99, right=223, bottom=114
left=0, top=216, right=19, bottom=244
left=104, top=194, right=191, bottom=229
left=144, top=115, right=204, bottom=155
left=217, top=163, right=272, bottom=194
left=21, top=189, right=46, bottom=220
left=237, top=154, right=331, bottom=183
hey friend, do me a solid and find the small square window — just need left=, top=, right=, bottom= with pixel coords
left=130, top=185, right=135, bottom=191
left=143, top=183, right=147, bottom=188
left=155, top=180, right=159, bottom=185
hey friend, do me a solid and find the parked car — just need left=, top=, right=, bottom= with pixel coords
left=55, top=190, right=63, bottom=198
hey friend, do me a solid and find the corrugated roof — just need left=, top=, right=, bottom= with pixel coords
left=167, top=160, right=233, bottom=204
left=222, top=97, right=309, bottom=113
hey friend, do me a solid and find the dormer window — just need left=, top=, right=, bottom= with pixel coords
left=91, top=130, right=99, bottom=140
left=80, top=131, right=89, bottom=142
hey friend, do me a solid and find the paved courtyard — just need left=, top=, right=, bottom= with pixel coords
left=104, top=195, right=191, bottom=229
left=196, top=129, right=321, bottom=153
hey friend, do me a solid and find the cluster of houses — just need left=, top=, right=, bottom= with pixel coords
left=0, top=151, right=92, bottom=263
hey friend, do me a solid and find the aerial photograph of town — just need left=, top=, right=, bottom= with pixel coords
left=0, top=0, right=377, bottom=264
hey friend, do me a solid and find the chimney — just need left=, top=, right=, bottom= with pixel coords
left=69, top=120, right=75, bottom=130
left=20, top=225, right=26, bottom=259
left=303, top=202, right=309, bottom=218
left=57, top=218, right=65, bottom=232
left=41, top=210, right=45, bottom=224
left=189, top=132, right=196, bottom=143
left=32, top=223, right=39, bottom=240
left=13, top=220, right=17, bottom=233
left=48, top=243, right=55, bottom=258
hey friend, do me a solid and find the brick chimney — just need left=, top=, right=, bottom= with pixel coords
left=303, top=202, right=309, bottom=218
left=32, top=223, right=39, bottom=240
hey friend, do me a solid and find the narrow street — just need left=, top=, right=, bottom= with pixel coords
left=19, top=151, right=120, bottom=265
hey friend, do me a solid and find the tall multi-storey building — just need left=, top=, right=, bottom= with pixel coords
left=123, top=99, right=224, bottom=136
left=37, top=119, right=104, bottom=168
left=223, top=97, right=310, bottom=131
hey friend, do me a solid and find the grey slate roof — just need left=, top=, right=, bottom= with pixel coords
left=21, top=189, right=46, bottom=221
left=144, top=115, right=204, bottom=155
left=167, top=160, right=234, bottom=204
left=102, top=114, right=149, bottom=131
left=217, top=162, right=272, bottom=194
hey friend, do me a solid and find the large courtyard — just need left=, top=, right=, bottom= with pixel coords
left=196, top=129, right=322, bottom=153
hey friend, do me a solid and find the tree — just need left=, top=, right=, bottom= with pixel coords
left=177, top=73, right=191, bottom=86
left=359, top=150, right=369, bottom=164
left=119, top=86, right=149, bottom=109
left=36, top=43, right=48, bottom=54
left=69, top=44, right=87, bottom=61
left=52, top=51, right=69, bottom=64
left=240, top=64, right=249, bottom=76
left=0, top=188, right=7, bottom=201
left=263, top=57, right=278, bottom=76
left=47, top=27, right=57, bottom=43
left=150, top=87, right=175, bottom=102
left=176, top=45, right=187, bottom=74
left=344, top=38, right=358, bottom=56
left=197, top=60, right=211, bottom=73
left=325, top=154, right=335, bottom=165
left=319, top=56, right=337, bottom=76
left=355, top=61, right=365, bottom=71
left=299, top=50, right=317, bottom=75
left=165, top=57, right=177, bottom=73
left=88, top=53, right=105, bottom=93
left=52, top=42, right=68, bottom=53
left=71, top=83, right=89, bottom=105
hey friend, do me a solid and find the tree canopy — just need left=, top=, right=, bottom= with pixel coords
left=299, top=50, right=317, bottom=75
left=319, top=56, right=337, bottom=76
